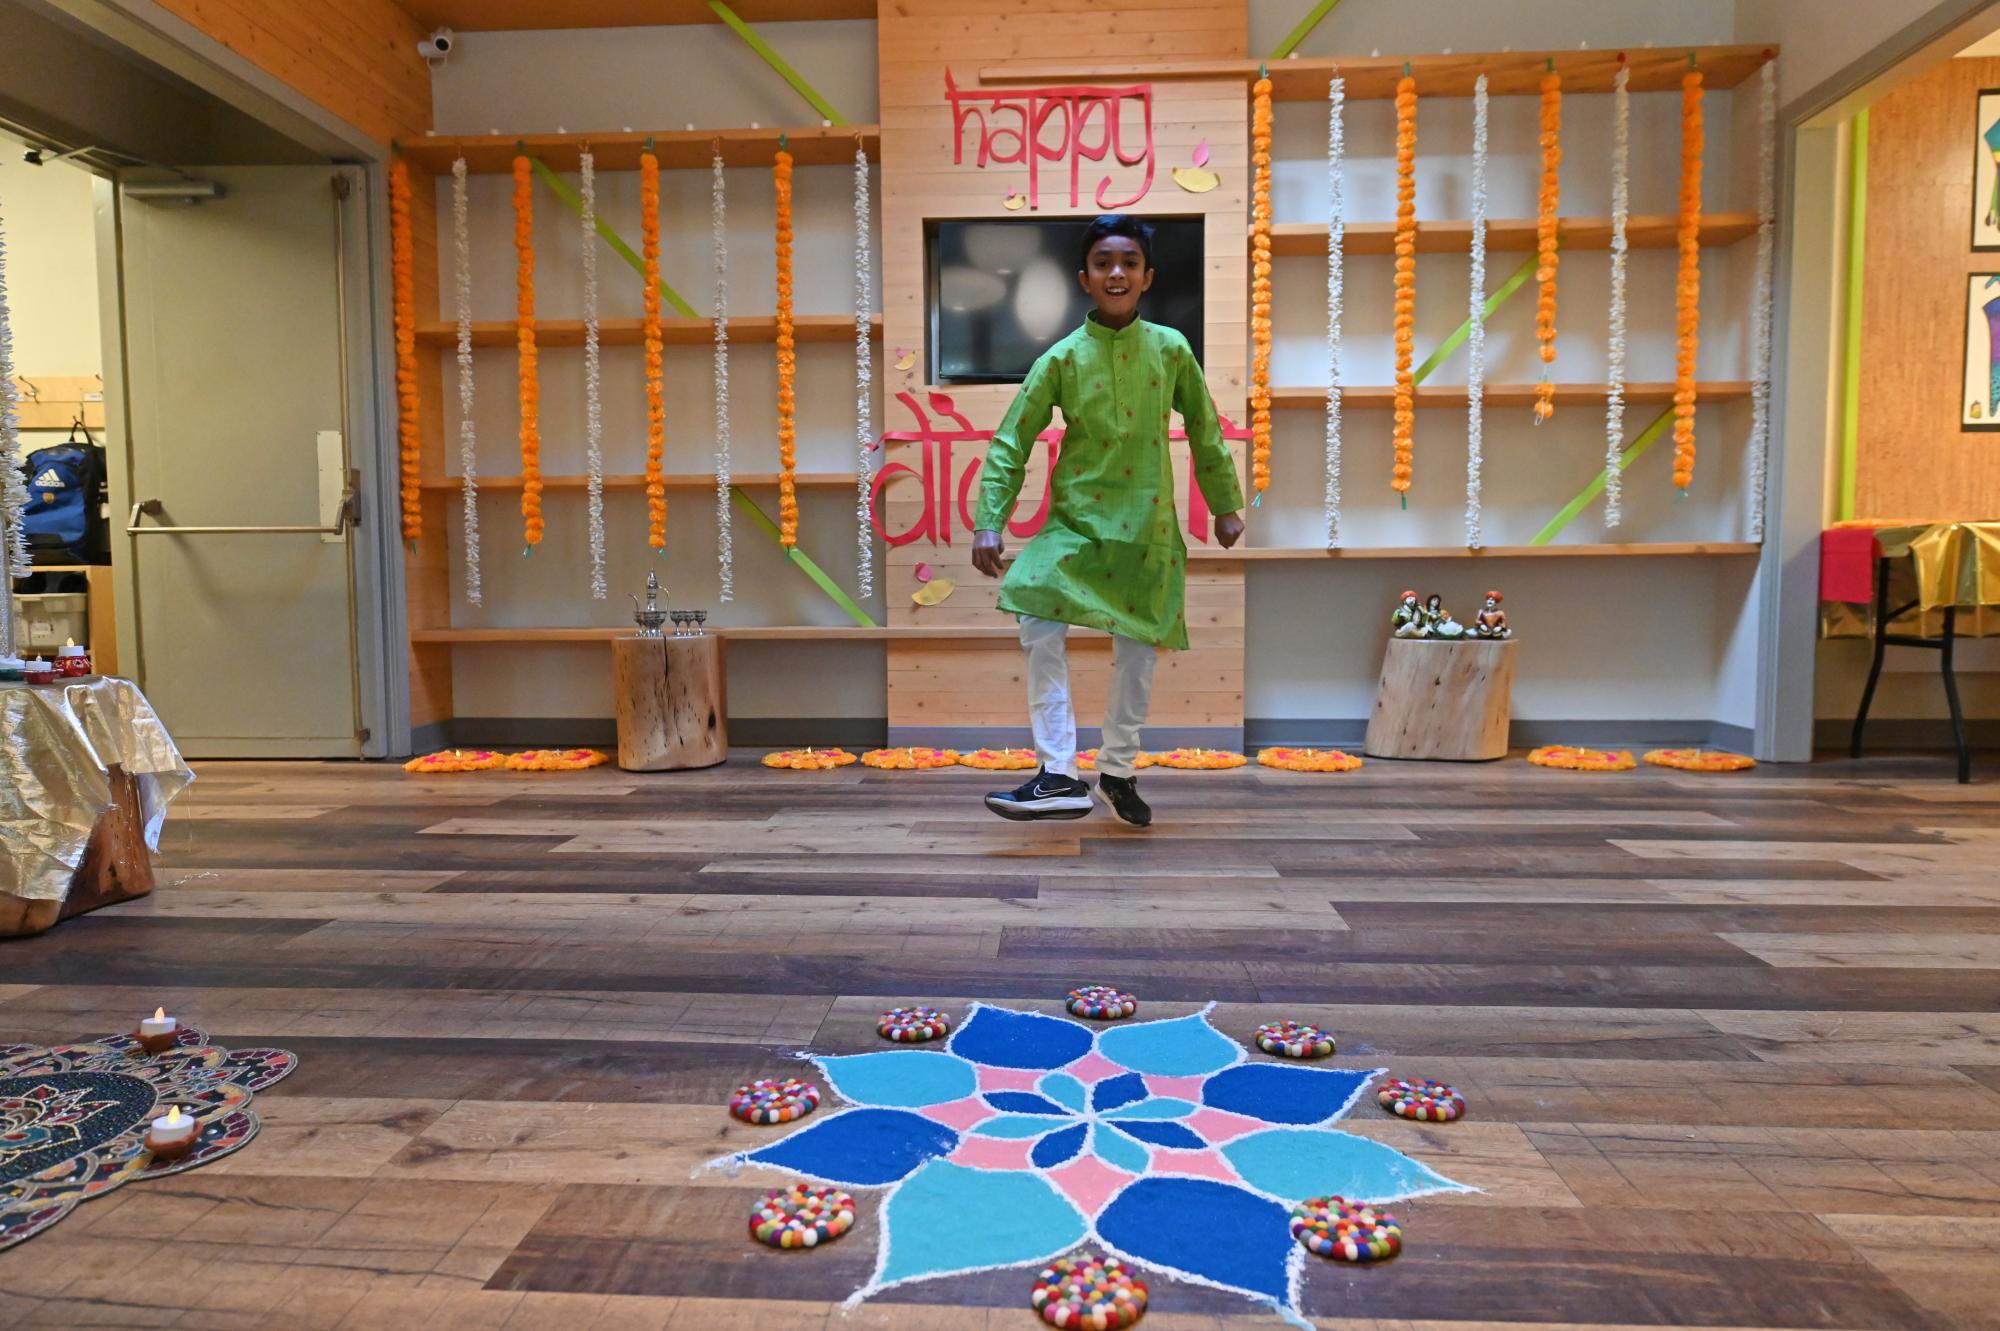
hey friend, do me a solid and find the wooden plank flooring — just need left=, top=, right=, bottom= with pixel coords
left=4, top=754, right=2000, bottom=1330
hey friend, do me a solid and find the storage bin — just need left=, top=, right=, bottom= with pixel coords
left=13, top=592, right=88, bottom=650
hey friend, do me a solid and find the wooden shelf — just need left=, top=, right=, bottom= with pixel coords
left=1268, top=213, right=1759, bottom=257
left=1202, top=542, right=1760, bottom=561
left=1270, top=381, right=1752, bottom=409
left=420, top=472, right=857, bottom=492
left=411, top=625, right=1042, bottom=644
left=982, top=45, right=1773, bottom=100
left=400, top=124, right=881, bottom=175
left=417, top=314, right=880, bottom=348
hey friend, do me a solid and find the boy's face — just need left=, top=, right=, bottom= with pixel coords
left=1078, top=235, right=1154, bottom=321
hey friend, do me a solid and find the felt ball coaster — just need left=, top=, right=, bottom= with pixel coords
left=1031, top=1253, right=1148, bottom=1329
left=1377, top=1077, right=1465, bottom=1122
left=1256, top=1020, right=1335, bottom=1059
left=876, top=1006, right=952, bottom=1042
left=1290, top=1195, right=1401, bottom=1262
left=729, top=1078, right=821, bottom=1125
left=1066, top=986, right=1138, bottom=1020
left=750, top=1183, right=855, bottom=1249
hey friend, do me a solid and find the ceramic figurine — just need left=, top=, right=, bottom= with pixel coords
left=1475, top=590, right=1511, bottom=638
left=1425, top=594, right=1468, bottom=639
left=1391, top=589, right=1426, bottom=638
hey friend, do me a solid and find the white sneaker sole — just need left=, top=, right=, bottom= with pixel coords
left=984, top=792, right=1093, bottom=821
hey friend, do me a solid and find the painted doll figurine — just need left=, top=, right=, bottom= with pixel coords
left=1475, top=590, right=1511, bottom=638
left=1425, top=594, right=1468, bottom=640
left=1391, top=589, right=1426, bottom=638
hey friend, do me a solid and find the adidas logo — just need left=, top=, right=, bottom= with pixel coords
left=32, top=469, right=65, bottom=489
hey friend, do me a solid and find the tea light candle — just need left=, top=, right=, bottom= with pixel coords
left=57, top=639, right=89, bottom=676
left=23, top=659, right=57, bottom=684
left=145, top=1104, right=196, bottom=1158
left=140, top=1007, right=177, bottom=1039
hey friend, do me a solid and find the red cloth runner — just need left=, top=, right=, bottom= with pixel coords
left=1820, top=526, right=1880, bottom=603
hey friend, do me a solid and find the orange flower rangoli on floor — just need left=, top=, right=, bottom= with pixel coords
left=1526, top=745, right=1635, bottom=772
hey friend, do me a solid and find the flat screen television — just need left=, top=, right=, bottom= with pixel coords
left=927, top=217, right=1205, bottom=384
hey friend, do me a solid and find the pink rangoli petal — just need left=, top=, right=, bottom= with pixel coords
left=1059, top=1051, right=1126, bottom=1085
left=975, top=1065, right=1044, bottom=1093
left=949, top=1135, right=1034, bottom=1170
left=1151, top=1146, right=1242, bottom=1185
left=918, top=1096, right=995, bottom=1132
left=1143, top=1074, right=1207, bottom=1101
left=1184, top=1106, right=1267, bottom=1144
left=1046, top=1153, right=1135, bottom=1216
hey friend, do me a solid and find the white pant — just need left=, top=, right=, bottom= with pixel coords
left=1020, top=616, right=1158, bottom=780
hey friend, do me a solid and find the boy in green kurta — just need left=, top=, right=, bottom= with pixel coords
left=972, top=215, right=1244, bottom=827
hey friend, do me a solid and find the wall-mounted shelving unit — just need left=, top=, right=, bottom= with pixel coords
left=400, top=124, right=881, bottom=174
left=1266, top=213, right=1759, bottom=257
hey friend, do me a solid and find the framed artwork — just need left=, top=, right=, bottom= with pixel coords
left=1975, top=88, right=2000, bottom=251
left=1961, top=274, right=2000, bottom=431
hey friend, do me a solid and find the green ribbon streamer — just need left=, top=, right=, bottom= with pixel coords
left=1529, top=406, right=1674, bottom=546
left=1268, top=0, right=1345, bottom=59
left=731, top=487, right=878, bottom=627
left=529, top=156, right=699, bottom=318
left=708, top=0, right=848, bottom=126
left=1412, top=252, right=1537, bottom=386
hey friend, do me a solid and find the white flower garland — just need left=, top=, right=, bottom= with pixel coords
left=854, top=144, right=875, bottom=599
left=1323, top=77, right=1345, bottom=549
left=712, top=148, right=734, bottom=602
left=452, top=157, right=481, bottom=606
left=0, top=198, right=26, bottom=660
left=1603, top=64, right=1631, bottom=528
left=581, top=150, right=607, bottom=599
left=1465, top=74, right=1489, bottom=549
left=1749, top=57, right=1778, bottom=541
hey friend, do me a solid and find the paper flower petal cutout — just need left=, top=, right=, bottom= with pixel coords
left=1172, top=166, right=1221, bottom=194
left=1097, top=1177, right=1295, bottom=1306
left=1223, top=1126, right=1471, bottom=1203
left=913, top=561, right=933, bottom=583
left=911, top=576, right=956, bottom=606
left=950, top=1004, right=1094, bottom=1070
left=894, top=349, right=918, bottom=372
left=1193, top=138, right=1210, bottom=168
left=1003, top=190, right=1028, bottom=211
left=818, top=1051, right=975, bottom=1108
left=876, top=1160, right=1085, bottom=1286
left=738, top=1108, right=958, bottom=1186
left=1200, top=1064, right=1372, bottom=1126
left=1096, top=1010, right=1240, bottom=1077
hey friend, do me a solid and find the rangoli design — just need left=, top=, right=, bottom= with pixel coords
left=0, top=1027, right=295, bottom=1249
left=707, top=1003, right=1470, bottom=1325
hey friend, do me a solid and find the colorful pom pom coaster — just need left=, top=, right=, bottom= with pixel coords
left=729, top=1078, right=821, bottom=1125
left=1066, top=986, right=1138, bottom=1020
left=1256, top=1020, right=1335, bottom=1059
left=1031, top=1254, right=1148, bottom=1329
left=1290, top=1195, right=1401, bottom=1263
left=876, top=1006, right=951, bottom=1042
left=750, top=1183, right=855, bottom=1249
left=1377, top=1077, right=1465, bottom=1122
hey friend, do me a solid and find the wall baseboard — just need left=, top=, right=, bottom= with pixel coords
left=1814, top=716, right=2000, bottom=750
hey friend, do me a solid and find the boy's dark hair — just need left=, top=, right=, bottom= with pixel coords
left=1077, top=214, right=1155, bottom=271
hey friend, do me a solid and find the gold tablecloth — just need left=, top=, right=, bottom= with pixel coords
left=1, top=676, right=193, bottom=903
left=1822, top=520, right=2000, bottom=638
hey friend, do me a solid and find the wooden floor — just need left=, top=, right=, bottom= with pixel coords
left=4, top=752, right=2000, bottom=1330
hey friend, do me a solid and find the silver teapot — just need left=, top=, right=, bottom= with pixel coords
left=628, top=571, right=670, bottom=637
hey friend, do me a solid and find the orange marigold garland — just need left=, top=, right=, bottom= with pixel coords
left=505, top=748, right=611, bottom=771
left=1644, top=748, right=1754, bottom=772
left=1257, top=747, right=1363, bottom=773
left=1534, top=69, right=1562, bottom=423
left=404, top=749, right=508, bottom=774
left=862, top=747, right=961, bottom=770
left=641, top=149, right=667, bottom=550
left=389, top=157, right=421, bottom=547
left=1673, top=67, right=1705, bottom=489
left=513, top=154, right=543, bottom=549
left=775, top=145, right=799, bottom=547
left=762, top=748, right=858, bottom=770
left=1250, top=74, right=1274, bottom=499
left=1391, top=73, right=1417, bottom=495
left=1526, top=745, right=1635, bottom=772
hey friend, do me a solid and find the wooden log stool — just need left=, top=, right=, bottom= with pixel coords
left=612, top=634, right=729, bottom=771
left=0, top=766, right=155, bottom=938
left=1364, top=637, right=1518, bottom=762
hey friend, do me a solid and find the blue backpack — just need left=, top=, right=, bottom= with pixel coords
left=21, top=433, right=108, bottom=561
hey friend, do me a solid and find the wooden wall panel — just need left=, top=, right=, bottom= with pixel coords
left=1856, top=57, right=2000, bottom=520
left=878, top=0, right=1250, bottom=737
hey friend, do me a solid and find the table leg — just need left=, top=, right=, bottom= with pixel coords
left=1850, top=555, right=1892, bottom=759
left=1941, top=605, right=1970, bottom=784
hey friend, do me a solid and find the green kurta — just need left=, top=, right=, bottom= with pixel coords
left=974, top=316, right=1244, bottom=651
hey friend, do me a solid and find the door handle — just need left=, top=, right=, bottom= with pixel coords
left=127, top=470, right=360, bottom=535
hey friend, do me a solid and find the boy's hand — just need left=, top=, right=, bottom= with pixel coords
left=1215, top=512, right=1245, bottom=549
left=972, top=529, right=1006, bottom=578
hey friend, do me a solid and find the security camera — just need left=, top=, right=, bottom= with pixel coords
left=417, top=27, right=454, bottom=66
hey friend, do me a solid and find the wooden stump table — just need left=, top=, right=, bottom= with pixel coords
left=0, top=765, right=156, bottom=938
left=1364, top=636, right=1518, bottom=762
left=612, top=634, right=728, bottom=771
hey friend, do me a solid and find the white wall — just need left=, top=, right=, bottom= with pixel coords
left=0, top=147, right=102, bottom=382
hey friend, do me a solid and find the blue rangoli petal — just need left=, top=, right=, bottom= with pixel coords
left=973, top=1114, right=1069, bottom=1139
left=1091, top=1072, right=1149, bottom=1113
left=949, top=1005, right=1093, bottom=1070
left=1108, top=1118, right=1207, bottom=1151
left=1109, top=1097, right=1196, bottom=1120
left=1200, top=1063, right=1372, bottom=1125
left=1090, top=1121, right=1150, bottom=1174
left=743, top=1108, right=958, bottom=1187
left=982, top=1091, right=1072, bottom=1116
left=1096, top=1011, right=1240, bottom=1077
left=1223, top=1127, right=1467, bottom=1203
left=878, top=1160, right=1085, bottom=1286
left=817, top=1051, right=976, bottom=1108
left=1096, top=1177, right=1295, bottom=1307
left=1030, top=1123, right=1089, bottom=1168
left=1038, top=1072, right=1087, bottom=1113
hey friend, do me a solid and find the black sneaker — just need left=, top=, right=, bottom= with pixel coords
left=984, top=768, right=1094, bottom=821
left=1095, top=774, right=1152, bottom=828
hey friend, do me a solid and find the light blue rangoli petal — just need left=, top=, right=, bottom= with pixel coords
left=1108, top=1118, right=1206, bottom=1151
left=1092, top=1072, right=1149, bottom=1113
left=1222, top=1127, right=1467, bottom=1203
left=1096, top=1011, right=1240, bottom=1077
left=817, top=1051, right=976, bottom=1109
left=1097, top=1178, right=1295, bottom=1307
left=1038, top=1072, right=1087, bottom=1113
left=1030, top=1123, right=1088, bottom=1168
left=878, top=1160, right=1085, bottom=1287
left=743, top=1108, right=959, bottom=1187
left=949, top=1005, right=1094, bottom=1070
left=1201, top=1063, right=1373, bottom=1125
left=1090, top=1121, right=1150, bottom=1174
left=1109, top=1097, right=1196, bottom=1120
left=973, top=1114, right=1071, bottom=1140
